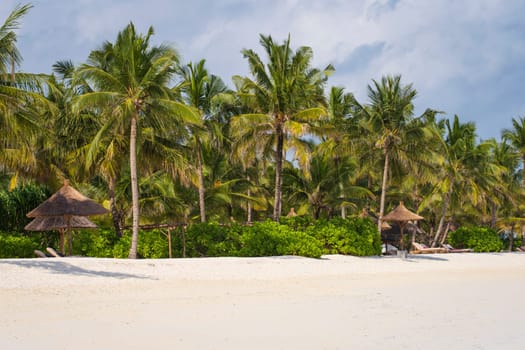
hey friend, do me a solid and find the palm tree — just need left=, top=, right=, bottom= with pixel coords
left=177, top=59, right=229, bottom=222
left=73, top=23, right=200, bottom=258
left=0, top=3, right=32, bottom=81
left=284, top=149, right=373, bottom=219
left=502, top=117, right=525, bottom=187
left=231, top=34, right=333, bottom=220
left=428, top=115, right=502, bottom=246
left=354, top=75, right=437, bottom=233
left=0, top=3, right=55, bottom=181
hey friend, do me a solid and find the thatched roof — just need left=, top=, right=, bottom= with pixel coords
left=27, top=180, right=108, bottom=218
left=25, top=215, right=97, bottom=231
left=382, top=202, right=423, bottom=222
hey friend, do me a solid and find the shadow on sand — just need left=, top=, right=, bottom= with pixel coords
left=0, top=260, right=154, bottom=280
left=405, top=254, right=449, bottom=262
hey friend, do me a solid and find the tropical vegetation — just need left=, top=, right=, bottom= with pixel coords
left=1, top=4, right=524, bottom=258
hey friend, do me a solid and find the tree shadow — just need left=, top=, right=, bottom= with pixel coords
left=405, top=254, right=449, bottom=262
left=0, top=260, right=155, bottom=280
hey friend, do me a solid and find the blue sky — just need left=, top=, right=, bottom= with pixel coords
left=2, top=0, right=524, bottom=140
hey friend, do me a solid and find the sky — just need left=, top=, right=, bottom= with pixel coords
left=2, top=0, right=525, bottom=140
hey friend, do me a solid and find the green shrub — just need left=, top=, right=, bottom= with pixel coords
left=448, top=226, right=503, bottom=252
left=112, top=234, right=131, bottom=258
left=73, top=229, right=117, bottom=257
left=111, top=230, right=172, bottom=258
left=181, top=223, right=241, bottom=257
left=306, top=217, right=381, bottom=256
left=0, top=232, right=37, bottom=258
left=239, top=221, right=323, bottom=258
left=0, top=183, right=49, bottom=231
left=279, top=216, right=315, bottom=231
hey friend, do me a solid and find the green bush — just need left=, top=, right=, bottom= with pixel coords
left=111, top=230, right=172, bottom=258
left=180, top=223, right=241, bottom=257
left=73, top=229, right=118, bottom=257
left=0, top=183, right=49, bottom=231
left=0, top=232, right=37, bottom=258
left=448, top=226, right=503, bottom=252
left=306, top=217, right=381, bottom=256
left=239, top=221, right=323, bottom=258
left=112, top=234, right=131, bottom=258
left=0, top=217, right=381, bottom=259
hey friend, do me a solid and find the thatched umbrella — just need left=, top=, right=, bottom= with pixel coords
left=25, top=216, right=98, bottom=255
left=26, top=180, right=108, bottom=255
left=382, top=201, right=423, bottom=251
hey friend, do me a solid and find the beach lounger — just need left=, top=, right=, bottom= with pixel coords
left=34, top=249, right=48, bottom=258
left=442, top=243, right=473, bottom=253
left=410, top=242, right=448, bottom=254
left=46, top=247, right=64, bottom=257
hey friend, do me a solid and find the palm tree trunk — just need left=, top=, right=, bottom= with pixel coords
left=522, top=154, right=525, bottom=188
left=10, top=51, right=15, bottom=83
left=377, top=150, right=389, bottom=234
left=247, top=175, right=252, bottom=223
left=196, top=140, right=206, bottom=223
left=128, top=114, right=140, bottom=259
left=490, top=200, right=497, bottom=229
left=439, top=222, right=451, bottom=246
left=273, top=124, right=284, bottom=221
left=108, top=176, right=123, bottom=238
left=340, top=182, right=346, bottom=219
left=432, top=187, right=452, bottom=247
left=509, top=223, right=515, bottom=251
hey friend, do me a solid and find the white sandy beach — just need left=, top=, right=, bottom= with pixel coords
left=1, top=253, right=525, bottom=350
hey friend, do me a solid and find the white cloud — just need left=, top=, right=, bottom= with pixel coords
left=2, top=0, right=524, bottom=138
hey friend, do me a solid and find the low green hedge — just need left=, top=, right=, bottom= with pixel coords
left=448, top=226, right=503, bottom=252
left=0, top=217, right=382, bottom=259
left=0, top=232, right=38, bottom=258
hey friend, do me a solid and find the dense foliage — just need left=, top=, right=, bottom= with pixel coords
left=0, top=218, right=383, bottom=258
left=0, top=183, right=49, bottom=231
left=1, top=4, right=524, bottom=259
left=448, top=227, right=503, bottom=252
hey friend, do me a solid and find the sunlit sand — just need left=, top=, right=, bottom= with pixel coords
left=1, top=253, right=524, bottom=349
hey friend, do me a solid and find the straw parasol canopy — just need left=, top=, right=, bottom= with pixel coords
left=27, top=180, right=108, bottom=218
left=382, top=201, right=423, bottom=251
left=26, top=180, right=108, bottom=255
left=25, top=215, right=97, bottom=231
left=382, top=202, right=423, bottom=222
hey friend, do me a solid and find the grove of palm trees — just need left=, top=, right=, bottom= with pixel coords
left=1, top=4, right=524, bottom=258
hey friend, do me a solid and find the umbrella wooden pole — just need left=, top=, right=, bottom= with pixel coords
left=167, top=228, right=172, bottom=259
left=59, top=229, right=65, bottom=255
left=399, top=222, right=406, bottom=251
left=66, top=215, right=72, bottom=256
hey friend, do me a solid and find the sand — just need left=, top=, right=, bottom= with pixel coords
left=1, top=253, right=525, bottom=349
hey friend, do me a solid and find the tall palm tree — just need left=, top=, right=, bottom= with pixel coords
left=73, top=23, right=200, bottom=258
left=354, top=75, right=437, bottom=233
left=177, top=59, right=229, bottom=222
left=1, top=3, right=55, bottom=180
left=0, top=3, right=32, bottom=81
left=428, top=115, right=502, bottom=246
left=502, top=116, right=525, bottom=187
left=230, top=34, right=333, bottom=220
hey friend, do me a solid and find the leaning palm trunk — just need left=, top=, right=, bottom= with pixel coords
left=339, top=183, right=346, bottom=219
left=247, top=175, right=252, bottom=223
left=196, top=141, right=206, bottom=223
left=108, top=177, right=123, bottom=237
left=128, top=114, right=140, bottom=259
left=377, top=150, right=389, bottom=233
left=273, top=124, right=284, bottom=221
left=432, top=188, right=452, bottom=247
